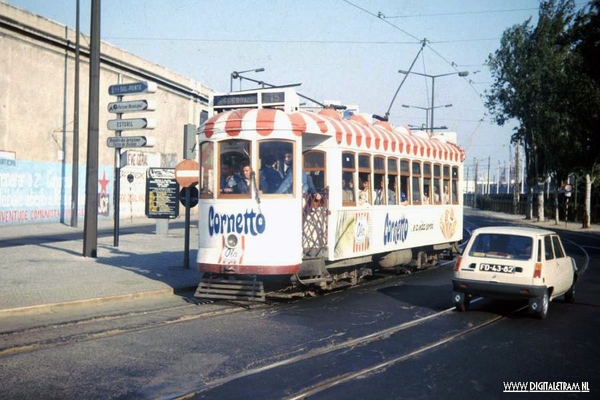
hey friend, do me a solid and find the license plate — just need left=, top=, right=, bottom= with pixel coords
left=479, top=263, right=514, bottom=274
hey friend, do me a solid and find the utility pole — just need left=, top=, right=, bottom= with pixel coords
left=513, top=144, right=520, bottom=214
left=70, top=0, right=80, bottom=228
left=83, top=0, right=100, bottom=258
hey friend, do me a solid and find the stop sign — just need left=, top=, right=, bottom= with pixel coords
left=175, top=160, right=199, bottom=188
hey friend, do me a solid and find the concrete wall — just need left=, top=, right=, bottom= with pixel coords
left=0, top=2, right=213, bottom=225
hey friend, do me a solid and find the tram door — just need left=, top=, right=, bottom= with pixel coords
left=302, top=150, right=328, bottom=258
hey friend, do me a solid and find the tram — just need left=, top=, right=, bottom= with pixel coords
left=195, top=87, right=464, bottom=300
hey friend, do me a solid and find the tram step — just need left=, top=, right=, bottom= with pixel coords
left=194, top=278, right=265, bottom=302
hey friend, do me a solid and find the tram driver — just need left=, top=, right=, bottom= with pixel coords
left=220, top=161, right=244, bottom=194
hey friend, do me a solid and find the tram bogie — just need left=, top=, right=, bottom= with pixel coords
left=194, top=87, right=465, bottom=301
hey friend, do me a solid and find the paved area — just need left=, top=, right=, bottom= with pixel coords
left=0, top=217, right=202, bottom=315
left=0, top=209, right=598, bottom=316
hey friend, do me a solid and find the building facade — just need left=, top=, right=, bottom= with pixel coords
left=0, top=2, right=213, bottom=225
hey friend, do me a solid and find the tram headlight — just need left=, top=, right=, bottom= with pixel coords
left=226, top=234, right=239, bottom=249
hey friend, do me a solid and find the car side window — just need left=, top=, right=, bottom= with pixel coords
left=552, top=236, right=565, bottom=258
left=544, top=236, right=554, bottom=260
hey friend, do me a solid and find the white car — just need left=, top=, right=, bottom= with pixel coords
left=452, top=226, right=577, bottom=319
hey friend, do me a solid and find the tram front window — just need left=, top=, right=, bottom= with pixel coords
left=218, top=139, right=251, bottom=197
left=258, top=140, right=294, bottom=195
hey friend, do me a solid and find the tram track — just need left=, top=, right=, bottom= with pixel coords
left=0, top=298, right=271, bottom=358
left=168, top=299, right=518, bottom=400
left=0, top=267, right=447, bottom=359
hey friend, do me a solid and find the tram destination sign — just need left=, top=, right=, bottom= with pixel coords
left=109, top=81, right=157, bottom=96
left=107, top=118, right=156, bottom=131
left=108, top=99, right=157, bottom=114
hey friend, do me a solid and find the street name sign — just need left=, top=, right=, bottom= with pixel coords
left=107, top=118, right=156, bottom=131
left=107, top=136, right=156, bottom=148
left=109, top=81, right=157, bottom=96
left=107, top=99, right=157, bottom=114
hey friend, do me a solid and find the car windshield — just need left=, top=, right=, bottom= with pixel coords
left=468, top=233, right=533, bottom=260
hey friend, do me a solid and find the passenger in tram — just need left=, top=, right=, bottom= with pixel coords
left=238, top=162, right=251, bottom=194
left=342, top=178, right=354, bottom=202
left=220, top=161, right=244, bottom=193
left=259, top=155, right=283, bottom=193
left=275, top=152, right=294, bottom=194
left=358, top=179, right=370, bottom=206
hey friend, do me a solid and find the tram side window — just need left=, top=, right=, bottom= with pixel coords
left=412, top=161, right=422, bottom=204
left=358, top=154, right=371, bottom=206
left=400, top=159, right=410, bottom=205
left=433, top=164, right=442, bottom=204
left=373, top=156, right=385, bottom=205
left=199, top=141, right=214, bottom=199
left=304, top=150, right=326, bottom=195
left=258, top=140, right=293, bottom=195
left=219, top=139, right=251, bottom=197
left=387, top=157, right=398, bottom=205
left=342, top=152, right=356, bottom=205
left=423, top=163, right=432, bottom=204
left=443, top=165, right=451, bottom=204
left=452, top=166, right=459, bottom=204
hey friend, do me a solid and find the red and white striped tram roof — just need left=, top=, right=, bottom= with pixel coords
left=203, top=108, right=466, bottom=163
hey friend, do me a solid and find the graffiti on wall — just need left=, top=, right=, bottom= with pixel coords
left=0, top=159, right=113, bottom=225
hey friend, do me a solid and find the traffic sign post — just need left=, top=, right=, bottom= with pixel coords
left=107, top=80, right=158, bottom=248
left=175, top=160, right=200, bottom=269
left=107, top=118, right=156, bottom=131
left=108, top=81, right=157, bottom=96
left=175, top=160, right=200, bottom=188
left=106, top=136, right=155, bottom=148
left=108, top=99, right=157, bottom=113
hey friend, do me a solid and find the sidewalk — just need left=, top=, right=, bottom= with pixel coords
left=0, top=217, right=202, bottom=316
left=0, top=209, right=598, bottom=316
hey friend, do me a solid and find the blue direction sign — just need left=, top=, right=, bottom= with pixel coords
left=109, top=81, right=157, bottom=96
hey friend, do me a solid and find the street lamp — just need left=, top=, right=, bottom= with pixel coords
left=402, top=103, right=452, bottom=131
left=230, top=67, right=265, bottom=92
left=398, top=69, right=468, bottom=132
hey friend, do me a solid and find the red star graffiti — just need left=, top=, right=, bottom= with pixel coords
left=98, top=170, right=110, bottom=194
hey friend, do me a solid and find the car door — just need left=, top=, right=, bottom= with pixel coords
left=542, top=235, right=560, bottom=294
left=551, top=235, right=572, bottom=295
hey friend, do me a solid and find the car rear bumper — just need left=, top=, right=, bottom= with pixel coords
left=452, top=278, right=547, bottom=300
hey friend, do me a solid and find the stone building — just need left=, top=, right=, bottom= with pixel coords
left=0, top=2, right=213, bottom=225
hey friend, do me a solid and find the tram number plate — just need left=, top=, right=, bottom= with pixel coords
left=479, top=264, right=514, bottom=274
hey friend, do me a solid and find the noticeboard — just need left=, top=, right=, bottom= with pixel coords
left=145, top=168, right=179, bottom=219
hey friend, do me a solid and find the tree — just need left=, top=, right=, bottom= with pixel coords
left=566, top=0, right=600, bottom=228
left=485, top=0, right=577, bottom=222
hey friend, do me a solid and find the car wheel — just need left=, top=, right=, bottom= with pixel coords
left=533, top=290, right=549, bottom=320
left=564, top=283, right=575, bottom=303
left=454, top=293, right=470, bottom=312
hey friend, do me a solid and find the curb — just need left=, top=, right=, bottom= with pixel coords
left=0, top=286, right=199, bottom=317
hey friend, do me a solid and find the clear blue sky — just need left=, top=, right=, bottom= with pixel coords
left=4, top=0, right=587, bottom=172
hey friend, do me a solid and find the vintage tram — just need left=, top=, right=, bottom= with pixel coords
left=195, top=87, right=464, bottom=300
